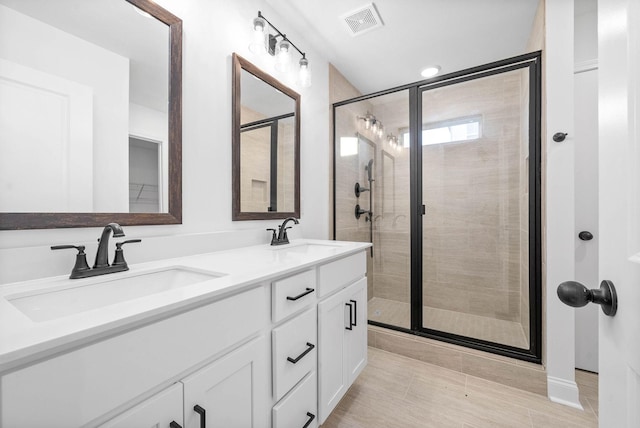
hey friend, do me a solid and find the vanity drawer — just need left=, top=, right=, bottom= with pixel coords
left=272, top=307, right=317, bottom=401
left=273, top=372, right=318, bottom=428
left=0, top=286, right=266, bottom=428
left=272, top=270, right=316, bottom=322
left=318, top=252, right=366, bottom=298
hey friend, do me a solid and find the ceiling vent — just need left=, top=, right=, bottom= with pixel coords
left=340, top=3, right=384, bottom=37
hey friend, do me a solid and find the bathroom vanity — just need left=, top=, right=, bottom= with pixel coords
left=0, top=239, right=369, bottom=428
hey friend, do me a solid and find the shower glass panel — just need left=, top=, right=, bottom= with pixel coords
left=334, top=90, right=411, bottom=329
left=420, top=68, right=531, bottom=349
left=333, top=52, right=541, bottom=361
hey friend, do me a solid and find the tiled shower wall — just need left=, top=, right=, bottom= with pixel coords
left=420, top=71, right=527, bottom=323
left=332, top=66, right=531, bottom=330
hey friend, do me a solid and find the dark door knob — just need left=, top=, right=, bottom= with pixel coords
left=557, top=280, right=617, bottom=316
left=578, top=231, right=593, bottom=241
left=553, top=132, right=568, bottom=142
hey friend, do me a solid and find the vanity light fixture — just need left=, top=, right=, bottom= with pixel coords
left=275, top=39, right=292, bottom=72
left=421, top=65, right=441, bottom=78
left=249, top=11, right=312, bottom=87
left=358, top=112, right=384, bottom=138
left=387, top=133, right=402, bottom=152
left=249, top=15, right=268, bottom=54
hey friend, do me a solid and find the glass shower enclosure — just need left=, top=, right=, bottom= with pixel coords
left=333, top=53, right=542, bottom=361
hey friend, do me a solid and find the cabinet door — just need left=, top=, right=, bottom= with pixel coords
left=99, top=382, right=183, bottom=428
left=182, top=336, right=268, bottom=428
left=272, top=372, right=318, bottom=428
left=345, top=277, right=368, bottom=384
left=317, top=286, right=350, bottom=423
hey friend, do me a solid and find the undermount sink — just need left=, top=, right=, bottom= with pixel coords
left=270, top=242, right=342, bottom=254
left=7, top=266, right=226, bottom=322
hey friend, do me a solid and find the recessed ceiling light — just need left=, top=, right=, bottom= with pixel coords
left=421, top=66, right=441, bottom=78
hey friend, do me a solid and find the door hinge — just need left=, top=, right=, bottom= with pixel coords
left=421, top=205, right=426, bottom=215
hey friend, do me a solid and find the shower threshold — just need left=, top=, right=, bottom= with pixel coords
left=368, top=297, right=528, bottom=349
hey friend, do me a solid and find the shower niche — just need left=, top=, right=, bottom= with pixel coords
left=333, top=52, right=542, bottom=362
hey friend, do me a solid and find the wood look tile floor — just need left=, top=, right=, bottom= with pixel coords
left=321, top=347, right=599, bottom=428
left=368, top=297, right=528, bottom=349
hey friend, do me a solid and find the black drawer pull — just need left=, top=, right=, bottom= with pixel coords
left=350, top=299, right=357, bottom=326
left=169, top=422, right=182, bottom=428
left=345, top=302, right=353, bottom=330
left=287, top=342, right=315, bottom=364
left=286, top=287, right=315, bottom=301
left=302, top=412, right=316, bottom=428
left=194, top=404, right=206, bottom=428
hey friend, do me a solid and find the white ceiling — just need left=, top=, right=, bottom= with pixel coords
left=267, top=0, right=541, bottom=94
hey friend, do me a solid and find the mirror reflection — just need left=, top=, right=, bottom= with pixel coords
left=0, top=0, right=169, bottom=214
left=233, top=53, right=300, bottom=220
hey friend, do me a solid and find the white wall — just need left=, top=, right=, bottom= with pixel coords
left=0, top=0, right=331, bottom=284
left=545, top=0, right=582, bottom=409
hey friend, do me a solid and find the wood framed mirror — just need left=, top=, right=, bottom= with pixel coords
left=232, top=53, right=300, bottom=220
left=0, top=0, right=182, bottom=230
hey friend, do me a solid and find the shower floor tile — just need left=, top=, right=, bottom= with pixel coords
left=368, top=297, right=528, bottom=349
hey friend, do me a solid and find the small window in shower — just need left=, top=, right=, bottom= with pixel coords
left=402, top=115, right=482, bottom=147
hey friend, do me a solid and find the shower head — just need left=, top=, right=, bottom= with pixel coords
left=365, top=159, right=374, bottom=182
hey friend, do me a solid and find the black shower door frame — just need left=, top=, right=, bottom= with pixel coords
left=332, top=51, right=542, bottom=363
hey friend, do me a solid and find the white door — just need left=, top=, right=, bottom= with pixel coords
left=345, top=278, right=367, bottom=384
left=598, top=0, right=640, bottom=426
left=317, top=286, right=349, bottom=424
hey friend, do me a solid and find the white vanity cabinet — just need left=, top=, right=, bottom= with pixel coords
left=0, top=286, right=267, bottom=428
left=317, top=254, right=368, bottom=424
left=0, top=241, right=369, bottom=428
left=99, top=383, right=184, bottom=428
left=182, top=336, right=269, bottom=428
left=270, top=270, right=318, bottom=427
left=102, top=336, right=268, bottom=428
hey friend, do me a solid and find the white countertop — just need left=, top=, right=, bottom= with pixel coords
left=0, top=239, right=371, bottom=372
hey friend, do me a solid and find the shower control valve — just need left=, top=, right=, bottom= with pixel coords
left=355, top=204, right=372, bottom=220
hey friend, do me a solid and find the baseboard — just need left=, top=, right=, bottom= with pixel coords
left=547, top=375, right=583, bottom=409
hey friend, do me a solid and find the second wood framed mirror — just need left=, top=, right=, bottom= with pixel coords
left=232, top=53, right=300, bottom=221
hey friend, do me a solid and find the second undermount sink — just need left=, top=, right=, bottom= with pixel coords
left=270, top=241, right=342, bottom=254
left=6, top=266, right=226, bottom=322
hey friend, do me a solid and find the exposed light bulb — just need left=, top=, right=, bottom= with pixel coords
left=371, top=120, right=379, bottom=134
left=275, top=39, right=291, bottom=72
left=249, top=17, right=267, bottom=54
left=298, top=57, right=311, bottom=87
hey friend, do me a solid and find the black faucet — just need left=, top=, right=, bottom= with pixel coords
left=266, top=217, right=299, bottom=246
left=94, top=223, right=125, bottom=268
left=51, top=223, right=141, bottom=279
